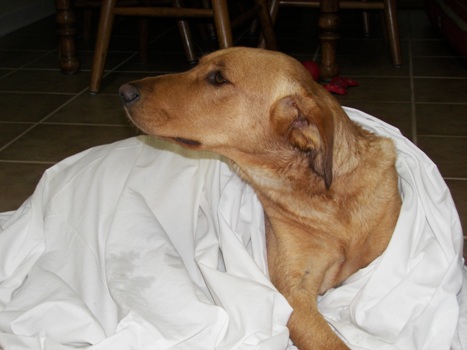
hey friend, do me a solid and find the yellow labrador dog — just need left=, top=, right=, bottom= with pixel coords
left=119, top=47, right=401, bottom=350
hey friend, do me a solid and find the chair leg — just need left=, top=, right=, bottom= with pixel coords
left=177, top=19, right=198, bottom=63
left=384, top=0, right=401, bottom=66
left=56, top=0, right=80, bottom=74
left=319, top=0, right=340, bottom=80
left=211, top=0, right=233, bottom=48
left=362, top=11, right=370, bottom=37
left=258, top=0, right=279, bottom=49
left=255, top=0, right=278, bottom=50
left=90, top=0, right=117, bottom=93
left=173, top=0, right=198, bottom=64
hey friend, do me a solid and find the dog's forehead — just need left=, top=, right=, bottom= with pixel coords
left=200, top=48, right=293, bottom=71
left=196, top=48, right=314, bottom=98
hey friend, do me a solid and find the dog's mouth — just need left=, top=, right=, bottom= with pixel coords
left=124, top=110, right=201, bottom=148
left=172, top=137, right=202, bottom=148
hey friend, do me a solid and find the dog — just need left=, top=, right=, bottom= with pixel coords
left=119, top=47, right=402, bottom=350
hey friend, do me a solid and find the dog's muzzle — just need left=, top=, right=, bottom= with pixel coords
left=119, top=83, right=140, bottom=105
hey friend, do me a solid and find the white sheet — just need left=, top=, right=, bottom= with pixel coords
left=0, top=107, right=465, bottom=350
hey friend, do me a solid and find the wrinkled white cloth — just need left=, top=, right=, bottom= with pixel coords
left=0, top=107, right=465, bottom=350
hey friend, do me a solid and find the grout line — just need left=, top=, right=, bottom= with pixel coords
left=0, top=86, right=91, bottom=153
left=0, top=124, right=40, bottom=153
left=40, top=122, right=132, bottom=127
left=0, top=159, right=56, bottom=165
left=0, top=90, right=77, bottom=95
left=0, top=51, right=53, bottom=76
left=0, top=120, right=131, bottom=128
left=412, top=76, right=467, bottom=80
left=418, top=135, right=467, bottom=138
left=101, top=52, right=139, bottom=80
left=415, top=101, right=467, bottom=105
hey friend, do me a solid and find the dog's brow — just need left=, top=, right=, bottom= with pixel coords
left=212, top=60, right=226, bottom=69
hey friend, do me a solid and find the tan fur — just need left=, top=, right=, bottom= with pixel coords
left=121, top=47, right=402, bottom=350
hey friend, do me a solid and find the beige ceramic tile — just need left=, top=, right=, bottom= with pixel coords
left=0, top=70, right=91, bottom=93
left=46, top=94, right=130, bottom=125
left=341, top=101, right=413, bottom=138
left=0, top=161, right=51, bottom=212
left=336, top=77, right=412, bottom=103
left=0, top=92, right=71, bottom=122
left=0, top=123, right=32, bottom=147
left=0, top=124, right=138, bottom=162
left=416, top=104, right=467, bottom=136
left=445, top=180, right=467, bottom=235
left=417, top=136, right=467, bottom=178
left=414, top=78, right=467, bottom=103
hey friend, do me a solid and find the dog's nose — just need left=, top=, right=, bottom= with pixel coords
left=119, top=83, right=140, bottom=105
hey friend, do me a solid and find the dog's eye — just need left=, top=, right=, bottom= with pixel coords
left=207, top=70, right=229, bottom=86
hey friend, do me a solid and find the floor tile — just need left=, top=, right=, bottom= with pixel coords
left=337, top=51, right=410, bottom=77
left=0, top=123, right=32, bottom=148
left=338, top=38, right=408, bottom=58
left=0, top=33, right=58, bottom=50
left=411, top=39, right=460, bottom=57
left=445, top=179, right=467, bottom=237
left=46, top=94, right=130, bottom=125
left=0, top=50, right=50, bottom=68
left=412, top=56, right=467, bottom=77
left=414, top=78, right=467, bottom=103
left=0, top=69, right=14, bottom=79
left=0, top=124, right=138, bottom=163
left=464, top=240, right=467, bottom=262
left=26, top=50, right=136, bottom=72
left=417, top=136, right=467, bottom=178
left=0, top=70, right=91, bottom=93
left=336, top=77, right=411, bottom=103
left=408, top=10, right=442, bottom=39
left=341, top=101, right=413, bottom=138
left=416, top=104, right=467, bottom=136
left=0, top=92, right=72, bottom=122
left=396, top=11, right=411, bottom=40
left=0, top=161, right=51, bottom=212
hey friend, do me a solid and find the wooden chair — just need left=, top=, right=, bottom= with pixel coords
left=266, top=0, right=401, bottom=80
left=89, top=0, right=277, bottom=92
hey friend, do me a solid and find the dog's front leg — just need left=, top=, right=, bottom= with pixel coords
left=266, top=222, right=349, bottom=350
left=286, top=289, right=349, bottom=350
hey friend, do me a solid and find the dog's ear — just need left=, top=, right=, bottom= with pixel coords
left=270, top=95, right=334, bottom=189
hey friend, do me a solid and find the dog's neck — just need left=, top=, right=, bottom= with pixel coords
left=232, top=113, right=363, bottom=198
left=230, top=112, right=399, bottom=244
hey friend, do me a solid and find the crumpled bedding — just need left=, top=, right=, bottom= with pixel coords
left=0, top=107, right=465, bottom=350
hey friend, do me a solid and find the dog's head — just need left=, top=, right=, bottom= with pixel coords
left=120, top=47, right=343, bottom=189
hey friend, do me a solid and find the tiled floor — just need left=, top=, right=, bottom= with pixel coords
left=0, top=7, right=466, bottom=259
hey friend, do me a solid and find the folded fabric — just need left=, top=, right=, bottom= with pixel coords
left=0, top=107, right=465, bottom=349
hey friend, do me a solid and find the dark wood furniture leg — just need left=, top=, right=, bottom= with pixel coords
left=56, top=0, right=80, bottom=74
left=319, top=0, right=339, bottom=80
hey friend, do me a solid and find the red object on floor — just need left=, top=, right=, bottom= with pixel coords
left=323, top=76, right=359, bottom=95
left=302, top=60, right=359, bottom=95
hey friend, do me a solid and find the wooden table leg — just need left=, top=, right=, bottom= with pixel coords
left=318, top=0, right=339, bottom=80
left=55, top=0, right=80, bottom=74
